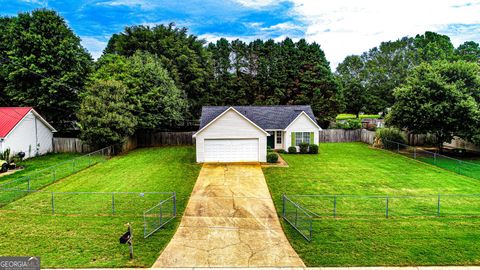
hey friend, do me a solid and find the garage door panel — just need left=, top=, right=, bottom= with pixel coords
left=204, top=139, right=258, bottom=162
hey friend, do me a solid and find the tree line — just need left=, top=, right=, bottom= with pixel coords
left=336, top=32, right=480, bottom=146
left=0, top=9, right=479, bottom=147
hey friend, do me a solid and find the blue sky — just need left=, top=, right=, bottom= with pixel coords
left=1, top=0, right=480, bottom=68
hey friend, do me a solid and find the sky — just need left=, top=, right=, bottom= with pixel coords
left=1, top=0, right=480, bottom=69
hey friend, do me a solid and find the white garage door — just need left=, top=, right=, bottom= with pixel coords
left=204, top=139, right=259, bottom=162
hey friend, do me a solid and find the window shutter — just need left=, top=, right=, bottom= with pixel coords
left=310, top=132, right=314, bottom=144
left=291, top=132, right=296, bottom=146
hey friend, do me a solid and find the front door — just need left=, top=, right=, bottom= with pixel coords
left=267, top=131, right=275, bottom=149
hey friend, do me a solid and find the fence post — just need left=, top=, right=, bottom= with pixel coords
left=52, top=169, right=56, bottom=183
left=51, top=192, right=55, bottom=215
left=294, top=206, right=298, bottom=227
left=309, top=218, right=313, bottom=241
left=111, top=192, right=115, bottom=215
left=397, top=143, right=400, bottom=153
left=385, top=196, right=389, bottom=218
left=173, top=192, right=177, bottom=217
left=143, top=213, right=147, bottom=238
left=433, top=153, right=437, bottom=164
left=333, top=195, right=337, bottom=218
left=413, top=148, right=417, bottom=159
left=282, top=194, right=286, bottom=218
left=72, top=160, right=75, bottom=173
left=159, top=203, right=163, bottom=226
left=437, top=195, right=441, bottom=217
left=458, top=160, right=462, bottom=174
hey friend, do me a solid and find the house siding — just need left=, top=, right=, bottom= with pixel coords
left=2, top=112, right=54, bottom=159
left=195, top=110, right=267, bottom=162
left=284, top=113, right=320, bottom=150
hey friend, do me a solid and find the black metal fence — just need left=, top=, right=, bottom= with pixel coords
left=283, top=193, right=480, bottom=241
left=382, top=139, right=480, bottom=180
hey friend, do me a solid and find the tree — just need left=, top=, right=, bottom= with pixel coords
left=292, top=63, right=343, bottom=125
left=104, top=23, right=213, bottom=119
left=77, top=80, right=137, bottom=147
left=455, top=41, right=480, bottom=63
left=386, top=61, right=480, bottom=147
left=336, top=55, right=367, bottom=117
left=337, top=32, right=458, bottom=114
left=92, top=52, right=187, bottom=129
left=0, top=9, right=92, bottom=128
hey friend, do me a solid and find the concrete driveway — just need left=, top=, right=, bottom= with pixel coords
left=153, top=163, right=305, bottom=267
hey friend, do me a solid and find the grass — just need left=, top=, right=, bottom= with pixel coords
left=0, top=146, right=201, bottom=268
left=0, top=153, right=80, bottom=184
left=263, top=143, right=480, bottom=266
left=417, top=155, right=480, bottom=180
left=336, top=113, right=380, bottom=120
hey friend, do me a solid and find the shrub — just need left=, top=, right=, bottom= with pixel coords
left=376, top=128, right=407, bottom=150
left=299, top=142, right=309, bottom=154
left=309, top=144, right=319, bottom=154
left=332, top=119, right=361, bottom=130
left=277, top=149, right=287, bottom=154
left=266, top=152, right=279, bottom=163
left=288, top=146, right=297, bottom=154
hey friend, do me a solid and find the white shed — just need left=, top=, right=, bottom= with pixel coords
left=193, top=106, right=321, bottom=163
left=0, top=107, right=56, bottom=159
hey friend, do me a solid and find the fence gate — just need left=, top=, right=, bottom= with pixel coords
left=282, top=194, right=313, bottom=241
left=143, top=192, right=177, bottom=238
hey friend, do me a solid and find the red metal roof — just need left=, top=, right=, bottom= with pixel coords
left=0, top=107, right=32, bottom=138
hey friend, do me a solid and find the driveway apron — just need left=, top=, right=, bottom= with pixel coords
left=153, top=163, right=305, bottom=267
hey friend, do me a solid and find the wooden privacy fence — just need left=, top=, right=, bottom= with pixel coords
left=136, top=131, right=195, bottom=147
left=53, top=131, right=193, bottom=153
left=53, top=138, right=95, bottom=153
left=318, top=129, right=376, bottom=144
left=319, top=129, right=360, bottom=143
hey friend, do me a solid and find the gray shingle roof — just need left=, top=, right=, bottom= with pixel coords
left=199, top=105, right=318, bottom=130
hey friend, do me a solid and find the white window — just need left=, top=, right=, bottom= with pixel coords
left=295, top=132, right=310, bottom=146
left=276, top=131, right=282, bottom=144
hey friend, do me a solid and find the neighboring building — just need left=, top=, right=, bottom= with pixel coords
left=361, top=118, right=384, bottom=129
left=193, top=105, right=321, bottom=163
left=0, top=107, right=56, bottom=159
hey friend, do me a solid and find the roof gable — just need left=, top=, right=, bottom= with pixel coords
left=193, top=107, right=270, bottom=137
left=285, top=111, right=321, bottom=130
left=0, top=107, right=32, bottom=138
left=0, top=107, right=55, bottom=138
left=199, top=105, right=318, bottom=130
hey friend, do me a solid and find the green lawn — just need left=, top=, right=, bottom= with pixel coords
left=417, top=155, right=480, bottom=180
left=0, top=153, right=80, bottom=185
left=0, top=146, right=201, bottom=268
left=263, top=143, right=480, bottom=266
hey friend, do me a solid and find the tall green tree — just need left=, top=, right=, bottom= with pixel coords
left=92, top=52, right=186, bottom=129
left=78, top=80, right=137, bottom=148
left=206, top=37, right=341, bottom=124
left=336, top=55, right=367, bottom=117
left=337, top=31, right=458, bottom=114
left=455, top=41, right=480, bottom=63
left=387, top=61, right=480, bottom=146
left=104, top=23, right=213, bottom=119
left=0, top=9, right=92, bottom=128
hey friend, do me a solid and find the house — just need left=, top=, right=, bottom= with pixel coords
left=0, top=107, right=56, bottom=159
left=193, top=105, right=321, bottom=163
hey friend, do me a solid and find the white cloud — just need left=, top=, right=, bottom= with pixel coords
left=96, top=0, right=158, bottom=10
left=233, top=0, right=280, bottom=8
left=261, top=22, right=303, bottom=31
left=80, top=36, right=108, bottom=60
left=290, top=0, right=480, bottom=68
